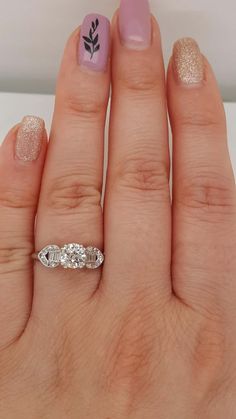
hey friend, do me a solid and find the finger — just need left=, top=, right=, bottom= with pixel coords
left=167, top=38, right=236, bottom=311
left=103, top=1, right=171, bottom=300
left=34, top=15, right=110, bottom=316
left=0, top=117, right=46, bottom=348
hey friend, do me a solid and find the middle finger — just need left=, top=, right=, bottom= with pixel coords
left=103, top=1, right=171, bottom=300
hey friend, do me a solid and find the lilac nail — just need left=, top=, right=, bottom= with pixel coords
left=78, top=14, right=110, bottom=72
left=119, top=0, right=151, bottom=49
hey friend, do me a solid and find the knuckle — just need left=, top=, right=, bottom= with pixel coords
left=59, top=78, right=106, bottom=119
left=0, top=187, right=35, bottom=210
left=0, top=244, right=31, bottom=275
left=119, top=60, right=161, bottom=94
left=177, top=171, right=236, bottom=220
left=178, top=109, right=225, bottom=133
left=44, top=173, right=101, bottom=214
left=114, top=154, right=169, bottom=196
left=64, top=94, right=103, bottom=119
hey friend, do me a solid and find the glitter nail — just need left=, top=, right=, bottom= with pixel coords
left=173, top=38, right=204, bottom=85
left=15, top=116, right=44, bottom=161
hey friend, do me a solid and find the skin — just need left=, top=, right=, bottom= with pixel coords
left=0, top=14, right=235, bottom=419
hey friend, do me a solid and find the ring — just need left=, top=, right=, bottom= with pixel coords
left=33, top=243, right=104, bottom=270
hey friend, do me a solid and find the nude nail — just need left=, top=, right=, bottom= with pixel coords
left=173, top=38, right=204, bottom=85
left=15, top=116, right=44, bottom=161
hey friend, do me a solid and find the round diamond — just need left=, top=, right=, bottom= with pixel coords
left=86, top=247, right=104, bottom=269
left=60, top=243, right=87, bottom=269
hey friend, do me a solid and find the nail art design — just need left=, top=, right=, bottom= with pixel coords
left=173, top=38, right=204, bottom=85
left=78, top=14, right=110, bottom=72
left=15, top=116, right=44, bottom=161
left=83, top=18, right=100, bottom=60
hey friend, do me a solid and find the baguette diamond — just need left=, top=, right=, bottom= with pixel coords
left=86, top=247, right=104, bottom=269
left=38, top=245, right=61, bottom=268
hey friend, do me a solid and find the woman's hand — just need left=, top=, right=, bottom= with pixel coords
left=0, top=0, right=235, bottom=417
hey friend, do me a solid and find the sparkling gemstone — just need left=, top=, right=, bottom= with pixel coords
left=86, top=247, right=104, bottom=269
left=60, top=243, right=87, bottom=269
left=38, top=245, right=61, bottom=268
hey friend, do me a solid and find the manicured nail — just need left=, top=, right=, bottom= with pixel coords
left=119, top=0, right=151, bottom=49
left=15, top=116, right=44, bottom=161
left=78, top=14, right=110, bottom=72
left=173, top=38, right=204, bottom=85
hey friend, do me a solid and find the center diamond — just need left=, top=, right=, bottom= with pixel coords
left=60, top=243, right=87, bottom=269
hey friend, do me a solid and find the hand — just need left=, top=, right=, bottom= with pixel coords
left=0, top=1, right=235, bottom=417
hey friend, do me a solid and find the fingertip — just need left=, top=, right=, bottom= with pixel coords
left=1, top=123, right=20, bottom=142
left=111, top=9, right=119, bottom=27
left=0, top=124, right=20, bottom=159
left=111, top=8, right=162, bottom=51
left=150, top=14, right=162, bottom=42
left=167, top=42, right=225, bottom=119
left=57, top=27, right=81, bottom=79
left=167, top=38, right=220, bottom=90
left=1, top=117, right=47, bottom=165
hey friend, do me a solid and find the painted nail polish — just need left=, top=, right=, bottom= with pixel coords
left=78, top=14, right=110, bottom=72
left=119, top=0, right=151, bottom=49
left=173, top=38, right=204, bottom=85
left=15, top=116, right=44, bottom=161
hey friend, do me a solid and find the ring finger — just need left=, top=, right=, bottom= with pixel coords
left=33, top=15, right=110, bottom=317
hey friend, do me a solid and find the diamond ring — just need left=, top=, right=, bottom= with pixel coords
left=33, top=243, right=104, bottom=270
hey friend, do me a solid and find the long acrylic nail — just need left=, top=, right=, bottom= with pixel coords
left=119, top=0, right=151, bottom=49
left=173, top=38, right=204, bottom=85
left=78, top=14, right=110, bottom=72
left=15, top=116, right=44, bottom=161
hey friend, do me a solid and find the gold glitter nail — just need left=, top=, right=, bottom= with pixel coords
left=173, top=37, right=204, bottom=85
left=16, top=116, right=44, bottom=161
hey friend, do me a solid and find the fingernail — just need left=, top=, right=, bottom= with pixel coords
left=78, top=14, right=110, bottom=72
left=119, top=0, right=151, bottom=49
left=15, top=116, right=44, bottom=161
left=173, top=38, right=204, bottom=85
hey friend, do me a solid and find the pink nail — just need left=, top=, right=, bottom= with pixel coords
left=119, top=0, right=151, bottom=49
left=78, top=14, right=110, bottom=72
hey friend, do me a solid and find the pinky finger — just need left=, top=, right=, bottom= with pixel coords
left=167, top=38, right=236, bottom=311
left=0, top=116, right=47, bottom=348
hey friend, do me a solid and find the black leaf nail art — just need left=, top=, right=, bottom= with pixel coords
left=83, top=19, right=100, bottom=59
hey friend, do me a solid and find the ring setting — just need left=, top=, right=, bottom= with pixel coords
left=35, top=243, right=104, bottom=270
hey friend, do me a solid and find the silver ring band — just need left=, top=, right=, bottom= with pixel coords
left=33, top=243, right=104, bottom=270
